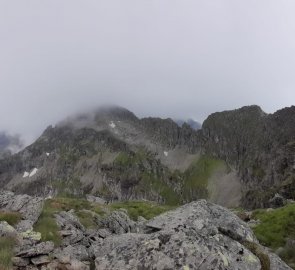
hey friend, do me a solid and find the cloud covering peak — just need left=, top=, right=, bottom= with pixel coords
left=0, top=1, right=294, bottom=144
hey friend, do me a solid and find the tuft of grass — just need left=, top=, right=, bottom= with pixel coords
left=0, top=237, right=15, bottom=270
left=109, top=201, right=175, bottom=221
left=0, top=211, right=22, bottom=226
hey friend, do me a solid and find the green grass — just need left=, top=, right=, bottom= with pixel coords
left=0, top=211, right=22, bottom=226
left=253, top=203, right=295, bottom=268
left=34, top=197, right=106, bottom=244
left=253, top=204, right=295, bottom=248
left=76, top=210, right=98, bottom=229
left=0, top=237, right=15, bottom=270
left=34, top=197, right=91, bottom=245
left=109, top=201, right=175, bottom=221
left=183, top=155, right=225, bottom=201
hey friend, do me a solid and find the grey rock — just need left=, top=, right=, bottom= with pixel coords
left=59, top=228, right=84, bottom=246
left=0, top=190, right=43, bottom=224
left=16, top=241, right=54, bottom=258
left=146, top=200, right=257, bottom=243
left=94, top=200, right=291, bottom=270
left=16, top=220, right=34, bottom=232
left=0, top=221, right=18, bottom=238
left=31, top=255, right=51, bottom=265
left=86, top=194, right=106, bottom=204
left=46, top=258, right=90, bottom=270
left=12, top=257, right=30, bottom=267
left=55, top=210, right=85, bottom=231
left=54, top=245, right=89, bottom=261
left=102, top=210, right=135, bottom=234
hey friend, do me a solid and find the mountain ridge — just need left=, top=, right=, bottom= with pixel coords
left=0, top=105, right=294, bottom=209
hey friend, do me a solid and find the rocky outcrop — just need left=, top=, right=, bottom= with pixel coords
left=94, top=200, right=291, bottom=270
left=0, top=193, right=292, bottom=269
left=0, top=190, right=44, bottom=231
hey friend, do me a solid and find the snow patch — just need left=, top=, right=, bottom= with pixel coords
left=109, top=121, right=116, bottom=128
left=164, top=151, right=169, bottom=157
left=23, top=171, right=29, bottom=178
left=29, top=168, right=38, bottom=177
left=46, top=152, right=50, bottom=156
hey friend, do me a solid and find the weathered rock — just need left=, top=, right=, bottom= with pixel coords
left=86, top=194, right=106, bottom=204
left=0, top=221, right=18, bottom=238
left=31, top=255, right=51, bottom=265
left=16, top=241, right=54, bottom=258
left=54, top=245, right=89, bottom=261
left=146, top=200, right=256, bottom=242
left=269, top=193, right=287, bottom=208
left=0, top=190, right=43, bottom=224
left=12, top=256, right=30, bottom=267
left=45, top=257, right=90, bottom=270
left=55, top=210, right=85, bottom=231
left=102, top=210, right=135, bottom=234
left=16, top=219, right=34, bottom=232
left=94, top=200, right=291, bottom=270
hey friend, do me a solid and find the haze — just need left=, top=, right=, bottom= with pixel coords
left=1, top=0, right=295, bottom=145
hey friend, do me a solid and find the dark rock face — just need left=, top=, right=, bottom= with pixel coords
left=0, top=106, right=201, bottom=205
left=201, top=105, right=295, bottom=209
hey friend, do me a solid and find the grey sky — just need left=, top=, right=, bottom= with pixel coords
left=1, top=0, right=295, bottom=144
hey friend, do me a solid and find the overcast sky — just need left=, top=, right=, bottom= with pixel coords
left=1, top=0, right=295, bottom=144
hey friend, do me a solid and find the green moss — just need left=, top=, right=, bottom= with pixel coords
left=0, top=237, right=15, bottom=270
left=183, top=155, right=225, bottom=201
left=0, top=211, right=22, bottom=226
left=109, top=201, right=175, bottom=221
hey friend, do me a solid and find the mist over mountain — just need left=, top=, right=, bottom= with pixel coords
left=0, top=132, right=23, bottom=158
left=174, top=119, right=202, bottom=130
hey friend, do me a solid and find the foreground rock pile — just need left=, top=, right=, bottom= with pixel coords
left=0, top=191, right=292, bottom=269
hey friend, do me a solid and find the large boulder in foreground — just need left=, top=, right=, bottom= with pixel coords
left=94, top=200, right=291, bottom=270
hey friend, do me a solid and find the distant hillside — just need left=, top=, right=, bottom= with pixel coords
left=0, top=105, right=294, bottom=209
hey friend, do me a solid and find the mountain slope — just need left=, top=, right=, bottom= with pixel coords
left=201, top=105, right=295, bottom=208
left=1, top=105, right=294, bottom=209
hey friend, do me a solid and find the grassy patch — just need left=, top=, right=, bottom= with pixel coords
left=0, top=211, right=22, bottom=226
left=76, top=210, right=98, bottom=229
left=183, top=155, right=225, bottom=201
left=109, top=201, right=175, bottom=221
left=34, top=197, right=105, bottom=244
left=253, top=203, right=295, bottom=268
left=0, top=237, right=15, bottom=270
left=253, top=204, right=295, bottom=248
